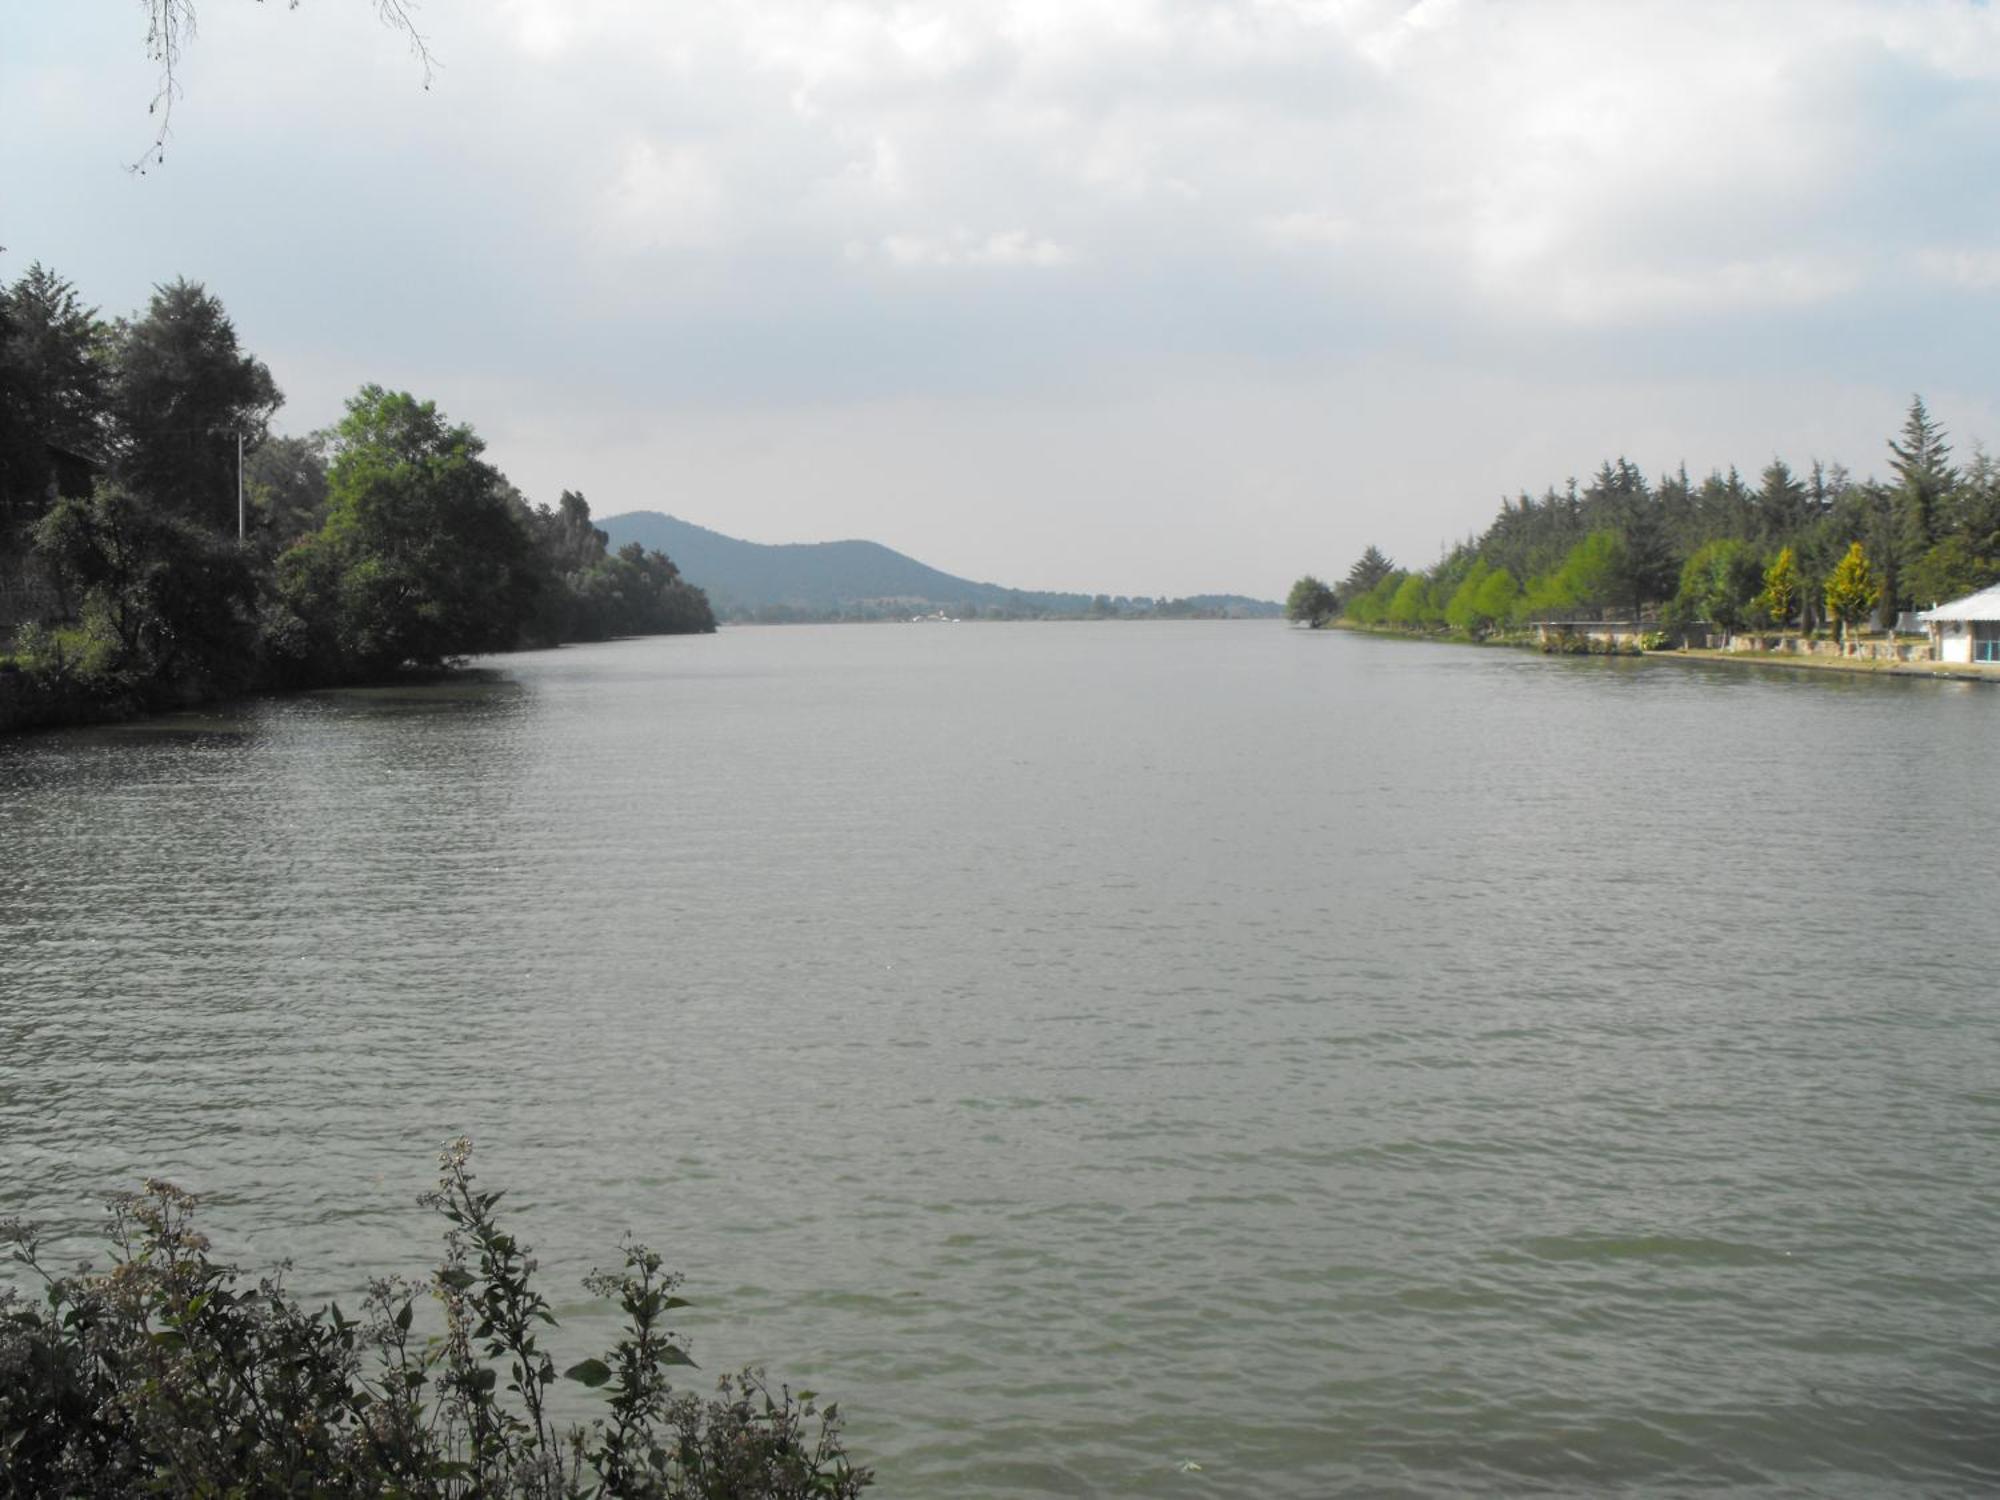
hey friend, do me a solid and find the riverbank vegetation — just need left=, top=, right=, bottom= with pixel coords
left=0, top=262, right=714, bottom=733
left=0, top=1140, right=869, bottom=1499
left=1288, top=397, right=1996, bottom=648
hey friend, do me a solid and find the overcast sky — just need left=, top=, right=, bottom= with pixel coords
left=6, top=1, right=2000, bottom=596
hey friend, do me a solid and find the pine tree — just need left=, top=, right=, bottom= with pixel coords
left=1888, top=395, right=1955, bottom=580
left=1342, top=545, right=1394, bottom=599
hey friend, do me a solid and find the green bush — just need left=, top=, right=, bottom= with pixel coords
left=0, top=1141, right=870, bottom=1499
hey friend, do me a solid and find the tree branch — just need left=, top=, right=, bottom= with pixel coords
left=131, top=0, right=435, bottom=174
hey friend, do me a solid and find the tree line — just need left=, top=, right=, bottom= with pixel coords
left=1287, top=397, right=1996, bottom=642
left=0, top=263, right=713, bottom=730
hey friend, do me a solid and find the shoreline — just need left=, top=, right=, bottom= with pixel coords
left=1328, top=621, right=2000, bottom=684
left=1664, top=645, right=2000, bottom=683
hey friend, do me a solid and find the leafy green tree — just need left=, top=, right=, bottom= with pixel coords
left=1443, top=559, right=1489, bottom=633
left=1673, top=538, right=1764, bottom=637
left=1905, top=534, right=1999, bottom=609
left=275, top=387, right=541, bottom=677
left=1519, top=565, right=1576, bottom=620
left=1757, top=545, right=1802, bottom=628
left=112, top=279, right=280, bottom=531
left=1344, top=569, right=1404, bottom=625
left=1386, top=572, right=1438, bottom=628
left=33, top=486, right=257, bottom=686
left=1553, top=530, right=1631, bottom=617
left=243, top=431, right=329, bottom=547
left=539, top=489, right=608, bottom=573
left=1472, top=566, right=1519, bottom=625
left=1285, top=574, right=1337, bottom=627
left=1823, top=540, right=1880, bottom=645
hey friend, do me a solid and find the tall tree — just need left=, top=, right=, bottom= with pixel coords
left=1823, top=541, right=1880, bottom=646
left=1342, top=545, right=1395, bottom=600
left=1755, top=459, right=1809, bottom=544
left=112, top=280, right=281, bottom=531
left=1887, top=395, right=1955, bottom=581
left=0, top=264, right=111, bottom=517
left=1673, top=539, right=1763, bottom=638
left=243, top=432, right=329, bottom=548
left=1757, top=546, right=1802, bottom=628
left=275, top=386, right=541, bottom=676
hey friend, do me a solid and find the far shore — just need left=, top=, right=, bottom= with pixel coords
left=1328, top=620, right=2000, bottom=685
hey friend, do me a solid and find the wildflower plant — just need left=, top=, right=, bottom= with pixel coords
left=0, top=1140, right=870, bottom=1499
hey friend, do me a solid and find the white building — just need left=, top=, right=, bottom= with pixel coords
left=1919, top=583, right=2000, bottom=664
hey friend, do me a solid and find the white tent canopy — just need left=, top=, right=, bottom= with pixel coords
left=1918, top=584, right=2000, bottom=623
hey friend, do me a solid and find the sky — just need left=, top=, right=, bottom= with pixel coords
left=5, top=0, right=2000, bottom=598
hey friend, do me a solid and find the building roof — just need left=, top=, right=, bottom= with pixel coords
left=1919, top=583, right=2000, bottom=623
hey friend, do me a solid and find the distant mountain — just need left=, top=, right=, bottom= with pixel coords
left=597, top=511, right=1280, bottom=621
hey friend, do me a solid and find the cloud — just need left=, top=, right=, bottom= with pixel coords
left=877, top=229, right=1076, bottom=268
left=1917, top=247, right=2000, bottom=290
left=12, top=0, right=2000, bottom=592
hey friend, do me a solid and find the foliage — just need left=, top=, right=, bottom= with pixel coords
left=0, top=264, right=110, bottom=520
left=1673, top=538, right=1764, bottom=636
left=1443, top=560, right=1489, bottom=633
left=1, top=263, right=716, bottom=734
left=275, top=387, right=548, bottom=676
left=33, top=486, right=258, bottom=690
left=1304, top=394, right=2000, bottom=653
left=1285, top=574, right=1337, bottom=627
left=0, top=1142, right=870, bottom=1499
left=1757, top=546, right=1802, bottom=628
left=1343, top=569, right=1404, bottom=626
left=1905, top=533, right=1999, bottom=609
left=1888, top=394, right=1954, bottom=574
left=1823, top=540, right=1881, bottom=640
left=1471, top=566, right=1520, bottom=626
left=1552, top=530, right=1633, bottom=618
left=1385, top=572, right=1440, bottom=628
left=111, top=279, right=282, bottom=531
left=1342, top=546, right=1395, bottom=601
left=533, top=493, right=718, bottom=643
left=246, top=431, right=331, bottom=548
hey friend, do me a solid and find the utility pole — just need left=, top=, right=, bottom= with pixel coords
left=236, top=429, right=245, bottom=542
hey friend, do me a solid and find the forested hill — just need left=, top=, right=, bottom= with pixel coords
left=599, top=511, right=1280, bottom=621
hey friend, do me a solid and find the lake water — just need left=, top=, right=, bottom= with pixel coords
left=5, top=621, right=2000, bottom=1495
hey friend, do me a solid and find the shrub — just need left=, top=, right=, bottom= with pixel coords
left=0, top=1140, right=870, bottom=1499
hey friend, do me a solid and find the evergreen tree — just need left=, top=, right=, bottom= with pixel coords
left=1755, top=459, right=1809, bottom=544
left=1342, top=545, right=1395, bottom=599
left=1887, top=395, right=1954, bottom=567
